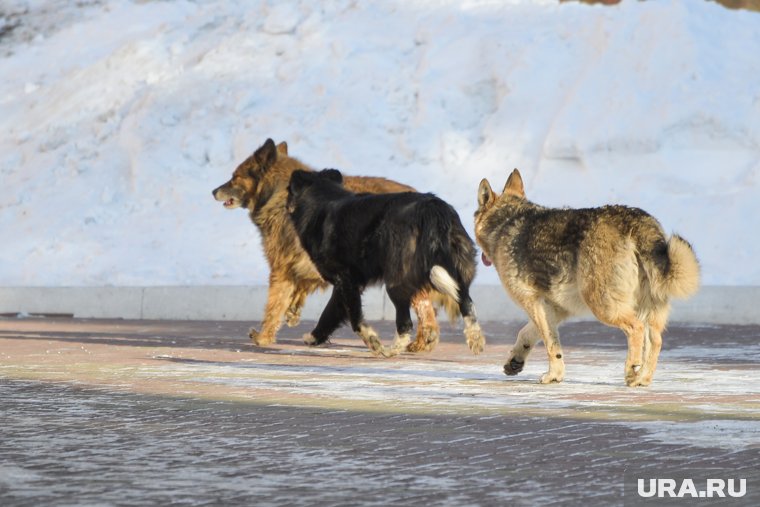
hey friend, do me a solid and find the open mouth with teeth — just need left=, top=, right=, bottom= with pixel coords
left=223, top=198, right=236, bottom=208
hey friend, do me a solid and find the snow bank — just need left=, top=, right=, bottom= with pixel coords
left=1, top=0, right=758, bottom=286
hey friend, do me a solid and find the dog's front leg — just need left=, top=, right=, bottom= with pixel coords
left=386, top=287, right=415, bottom=356
left=285, top=286, right=309, bottom=327
left=250, top=274, right=294, bottom=346
left=503, top=322, right=541, bottom=376
left=524, top=303, right=565, bottom=384
left=342, top=283, right=390, bottom=357
left=303, top=286, right=346, bottom=346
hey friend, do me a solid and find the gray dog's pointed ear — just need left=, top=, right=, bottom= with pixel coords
left=503, top=169, right=525, bottom=198
left=276, top=141, right=288, bottom=157
left=478, top=178, right=495, bottom=208
left=253, top=138, right=278, bottom=169
left=319, top=168, right=343, bottom=185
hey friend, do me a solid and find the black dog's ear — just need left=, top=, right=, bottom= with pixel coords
left=318, top=168, right=343, bottom=185
left=289, top=169, right=311, bottom=194
left=253, top=138, right=278, bottom=170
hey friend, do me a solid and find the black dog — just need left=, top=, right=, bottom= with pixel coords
left=286, top=169, right=485, bottom=357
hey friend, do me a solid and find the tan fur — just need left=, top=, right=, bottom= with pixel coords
left=213, top=139, right=443, bottom=350
left=475, top=169, right=700, bottom=387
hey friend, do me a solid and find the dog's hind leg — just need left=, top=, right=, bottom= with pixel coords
left=285, top=285, right=309, bottom=327
left=458, top=290, right=485, bottom=355
left=580, top=232, right=646, bottom=386
left=386, top=286, right=415, bottom=357
left=304, top=287, right=347, bottom=346
left=613, top=315, right=646, bottom=386
left=407, top=290, right=440, bottom=353
left=431, top=265, right=485, bottom=354
left=631, top=306, right=668, bottom=387
left=250, top=274, right=294, bottom=346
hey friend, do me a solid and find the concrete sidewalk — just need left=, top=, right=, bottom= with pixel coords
left=1, top=317, right=759, bottom=505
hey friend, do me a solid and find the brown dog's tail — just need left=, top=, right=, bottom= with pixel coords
left=646, top=234, right=701, bottom=300
left=427, top=288, right=462, bottom=323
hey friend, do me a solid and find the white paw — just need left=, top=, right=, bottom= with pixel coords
left=390, top=333, right=411, bottom=355
left=302, top=333, right=317, bottom=345
left=538, top=372, right=564, bottom=384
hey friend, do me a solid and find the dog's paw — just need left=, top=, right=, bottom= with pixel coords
left=503, top=357, right=525, bottom=376
left=250, top=328, right=275, bottom=346
left=285, top=307, right=301, bottom=327
left=463, top=317, right=485, bottom=355
left=302, top=333, right=318, bottom=345
left=376, top=345, right=396, bottom=358
left=407, top=326, right=439, bottom=353
left=357, top=324, right=392, bottom=358
left=406, top=339, right=426, bottom=353
left=538, top=371, right=564, bottom=384
left=627, top=377, right=652, bottom=388
left=624, top=364, right=643, bottom=386
left=465, top=329, right=485, bottom=355
left=388, top=333, right=411, bottom=357
left=302, top=333, right=330, bottom=347
left=625, top=365, right=651, bottom=387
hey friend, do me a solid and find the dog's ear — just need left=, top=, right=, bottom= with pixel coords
left=319, top=168, right=343, bottom=185
left=276, top=141, right=288, bottom=157
left=253, top=138, right=278, bottom=170
left=503, top=169, right=525, bottom=198
left=478, top=179, right=495, bottom=209
left=288, top=170, right=310, bottom=194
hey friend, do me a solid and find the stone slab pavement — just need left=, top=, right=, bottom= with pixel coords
left=1, top=317, right=759, bottom=506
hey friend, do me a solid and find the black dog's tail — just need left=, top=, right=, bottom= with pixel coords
left=420, top=199, right=477, bottom=321
left=430, top=266, right=460, bottom=303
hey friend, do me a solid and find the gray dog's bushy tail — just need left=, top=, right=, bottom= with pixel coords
left=645, top=234, right=701, bottom=300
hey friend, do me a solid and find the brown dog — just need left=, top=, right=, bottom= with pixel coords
left=212, top=139, right=442, bottom=351
left=474, top=169, right=700, bottom=386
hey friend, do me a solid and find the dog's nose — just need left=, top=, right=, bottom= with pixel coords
left=212, top=188, right=218, bottom=198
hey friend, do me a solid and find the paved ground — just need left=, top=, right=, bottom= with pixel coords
left=1, top=317, right=759, bottom=506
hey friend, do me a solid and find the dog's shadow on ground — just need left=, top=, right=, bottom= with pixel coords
left=152, top=355, right=625, bottom=387
left=152, top=356, right=502, bottom=381
left=244, top=339, right=468, bottom=364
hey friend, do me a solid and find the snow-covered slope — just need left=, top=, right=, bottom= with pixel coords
left=1, top=0, right=758, bottom=286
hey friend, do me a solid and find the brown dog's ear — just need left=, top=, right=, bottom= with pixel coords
left=503, top=169, right=525, bottom=198
left=276, top=141, right=288, bottom=157
left=253, top=138, right=277, bottom=169
left=477, top=179, right=495, bottom=208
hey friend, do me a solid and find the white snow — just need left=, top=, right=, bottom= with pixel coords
left=1, top=0, right=758, bottom=287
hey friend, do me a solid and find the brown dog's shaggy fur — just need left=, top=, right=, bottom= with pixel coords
left=475, top=169, right=700, bottom=387
left=212, top=139, right=441, bottom=351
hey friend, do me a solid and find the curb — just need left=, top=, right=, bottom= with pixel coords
left=1, top=286, right=758, bottom=325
